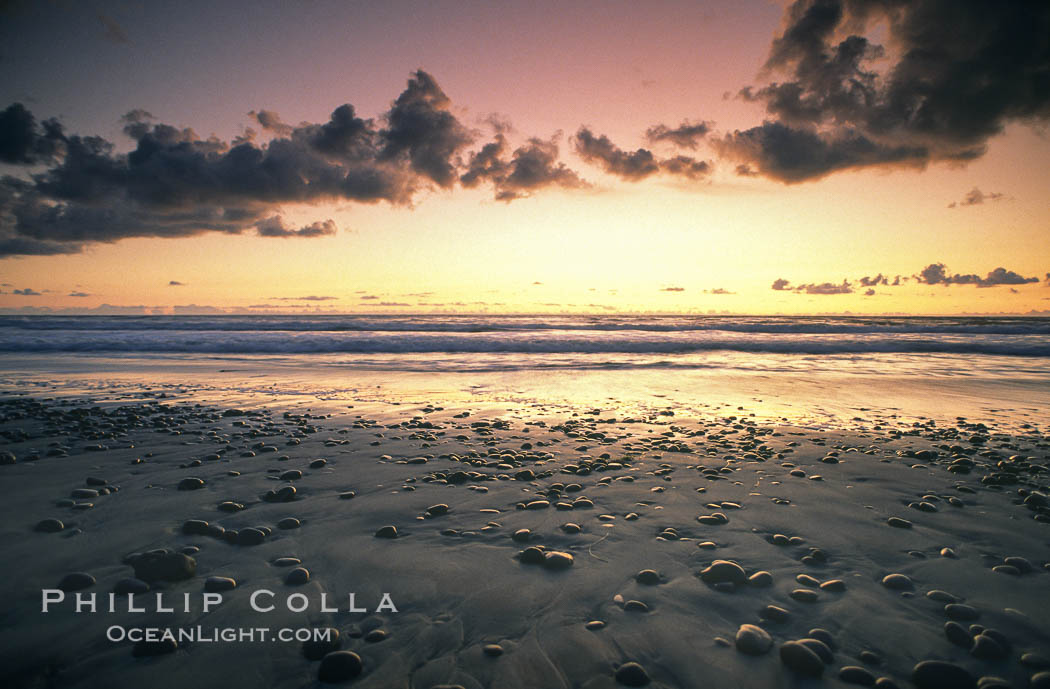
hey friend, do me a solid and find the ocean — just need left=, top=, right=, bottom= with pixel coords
left=2, top=314, right=1048, bottom=426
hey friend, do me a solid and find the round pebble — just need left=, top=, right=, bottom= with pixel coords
left=911, top=660, right=975, bottom=689
left=204, top=576, right=237, bottom=592
left=635, top=569, right=660, bottom=585
left=318, top=651, right=363, bottom=683
left=374, top=525, right=398, bottom=539
left=735, top=624, right=772, bottom=655
left=59, top=572, right=95, bottom=591
left=881, top=573, right=914, bottom=591
left=303, top=629, right=341, bottom=660
left=35, top=518, right=65, bottom=533
left=285, top=567, right=310, bottom=586
left=780, top=641, right=825, bottom=677
left=614, top=661, right=650, bottom=687
left=840, top=666, right=877, bottom=686
left=699, top=560, right=746, bottom=585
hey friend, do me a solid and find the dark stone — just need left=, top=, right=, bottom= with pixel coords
left=238, top=527, right=267, bottom=545
left=303, top=629, right=341, bottom=660
left=204, top=576, right=237, bottom=592
left=945, top=621, right=973, bottom=648
left=318, top=651, right=363, bottom=682
left=35, top=518, right=65, bottom=533
left=779, top=641, right=825, bottom=677
left=635, top=569, right=660, bottom=585
left=911, top=660, right=975, bottom=689
left=519, top=547, right=545, bottom=565
left=59, top=572, right=95, bottom=591
left=285, top=567, right=310, bottom=586
left=543, top=551, right=574, bottom=570
left=182, top=519, right=211, bottom=535
left=735, top=624, right=772, bottom=655
left=177, top=477, right=205, bottom=491
left=699, top=560, right=746, bottom=585
left=881, top=573, right=914, bottom=591
left=614, top=661, right=650, bottom=687
left=839, top=666, right=876, bottom=686
left=374, top=525, right=398, bottom=539
left=131, top=552, right=196, bottom=583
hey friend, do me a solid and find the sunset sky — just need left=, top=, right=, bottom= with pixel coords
left=1, top=0, right=1048, bottom=315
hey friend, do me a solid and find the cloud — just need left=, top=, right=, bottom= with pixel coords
left=12, top=287, right=41, bottom=295
left=573, top=127, right=711, bottom=181
left=359, top=295, right=379, bottom=300
left=858, top=274, right=888, bottom=287
left=168, top=280, right=184, bottom=286
left=376, top=301, right=409, bottom=307
left=255, top=216, right=337, bottom=238
left=864, top=288, right=876, bottom=296
left=660, top=286, right=685, bottom=292
left=707, top=288, right=735, bottom=295
left=0, top=103, right=65, bottom=164
left=249, top=109, right=293, bottom=136
left=727, top=0, right=1050, bottom=181
left=915, top=263, right=1041, bottom=288
left=770, top=277, right=852, bottom=294
left=947, top=187, right=1006, bottom=208
left=716, top=121, right=926, bottom=183
left=460, top=134, right=586, bottom=201
left=644, top=120, right=711, bottom=150
left=379, top=70, right=472, bottom=187
left=268, top=295, right=338, bottom=301
left=0, top=71, right=608, bottom=256
left=68, top=291, right=90, bottom=297
left=795, top=281, right=853, bottom=295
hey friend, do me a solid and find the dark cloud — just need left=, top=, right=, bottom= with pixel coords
left=644, top=120, right=711, bottom=150
left=0, top=103, right=65, bottom=164
left=707, top=288, right=735, bottom=295
left=0, top=71, right=598, bottom=257
left=796, top=281, right=853, bottom=295
left=864, top=288, right=876, bottom=296
left=572, top=128, right=711, bottom=181
left=947, top=187, right=1006, bottom=208
left=859, top=273, right=888, bottom=287
left=660, top=287, right=685, bottom=292
left=360, top=295, right=378, bottom=300
left=727, top=0, right=1050, bottom=181
left=68, top=291, right=90, bottom=297
left=168, top=280, right=184, bottom=286
left=716, top=121, right=926, bottom=183
left=379, top=70, right=472, bottom=187
left=916, top=263, right=1041, bottom=288
left=735, top=164, right=759, bottom=177
left=376, top=301, right=410, bottom=307
left=460, top=134, right=585, bottom=201
left=255, top=216, right=337, bottom=238
left=770, top=277, right=852, bottom=294
left=13, top=287, right=41, bottom=295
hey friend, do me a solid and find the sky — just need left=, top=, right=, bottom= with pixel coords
left=0, top=0, right=1048, bottom=316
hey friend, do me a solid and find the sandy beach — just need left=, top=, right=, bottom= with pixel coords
left=2, top=373, right=1048, bottom=689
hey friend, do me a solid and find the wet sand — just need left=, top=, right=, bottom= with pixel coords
left=1, top=388, right=1049, bottom=689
